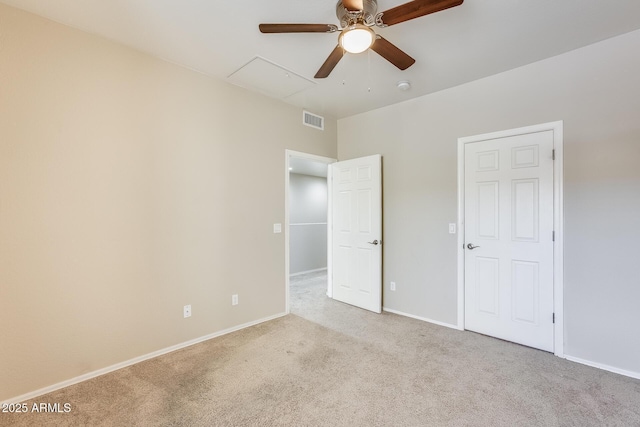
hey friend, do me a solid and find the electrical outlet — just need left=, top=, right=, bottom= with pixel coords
left=183, top=304, right=191, bottom=318
left=390, top=282, right=396, bottom=291
left=232, top=294, right=239, bottom=306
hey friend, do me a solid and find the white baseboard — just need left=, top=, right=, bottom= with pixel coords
left=564, top=355, right=640, bottom=380
left=289, top=267, right=327, bottom=277
left=383, top=307, right=461, bottom=331
left=2, top=312, right=287, bottom=405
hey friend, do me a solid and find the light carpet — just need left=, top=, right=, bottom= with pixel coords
left=2, top=270, right=639, bottom=426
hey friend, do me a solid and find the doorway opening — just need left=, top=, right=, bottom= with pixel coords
left=285, top=150, right=336, bottom=314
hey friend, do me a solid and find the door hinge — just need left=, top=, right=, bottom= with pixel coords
left=552, top=149, right=556, bottom=160
left=552, top=313, right=555, bottom=324
left=552, top=231, right=555, bottom=242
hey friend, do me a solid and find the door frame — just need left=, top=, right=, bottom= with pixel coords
left=285, top=150, right=336, bottom=314
left=456, top=121, right=564, bottom=357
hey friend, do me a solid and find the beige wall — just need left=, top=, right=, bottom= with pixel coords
left=339, top=30, right=640, bottom=375
left=0, top=4, right=337, bottom=401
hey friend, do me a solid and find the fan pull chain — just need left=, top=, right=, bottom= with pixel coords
left=367, top=49, right=372, bottom=93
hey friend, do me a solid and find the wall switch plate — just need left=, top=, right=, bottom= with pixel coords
left=232, top=294, right=239, bottom=306
left=273, top=223, right=282, bottom=233
left=183, top=304, right=191, bottom=318
left=449, top=223, right=457, bottom=234
left=390, top=282, right=396, bottom=291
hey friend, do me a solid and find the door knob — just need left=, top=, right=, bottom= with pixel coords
left=368, top=240, right=380, bottom=245
left=466, top=243, right=480, bottom=250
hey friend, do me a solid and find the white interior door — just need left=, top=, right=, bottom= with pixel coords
left=464, top=131, right=554, bottom=351
left=330, top=154, right=382, bottom=313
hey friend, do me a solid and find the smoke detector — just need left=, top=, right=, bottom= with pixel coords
left=396, top=80, right=411, bottom=91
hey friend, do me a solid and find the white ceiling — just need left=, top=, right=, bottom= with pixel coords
left=4, top=0, right=640, bottom=119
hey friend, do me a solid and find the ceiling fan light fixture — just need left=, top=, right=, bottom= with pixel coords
left=339, top=25, right=375, bottom=54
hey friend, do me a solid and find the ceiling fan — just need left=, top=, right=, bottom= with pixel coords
left=259, top=0, right=464, bottom=78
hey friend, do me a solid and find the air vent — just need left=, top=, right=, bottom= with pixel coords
left=303, top=110, right=324, bottom=130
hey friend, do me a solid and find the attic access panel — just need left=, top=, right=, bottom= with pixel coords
left=227, top=56, right=316, bottom=100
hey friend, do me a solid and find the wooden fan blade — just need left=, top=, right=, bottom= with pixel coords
left=380, top=0, right=463, bottom=27
left=259, top=23, right=337, bottom=33
left=314, top=46, right=344, bottom=78
left=343, top=0, right=364, bottom=11
left=370, top=36, right=415, bottom=70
